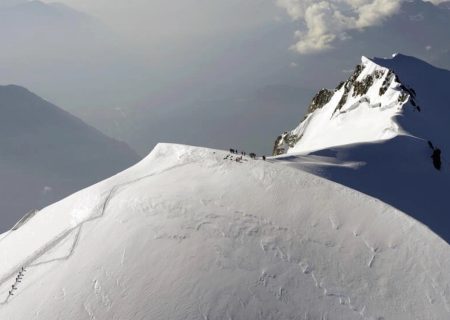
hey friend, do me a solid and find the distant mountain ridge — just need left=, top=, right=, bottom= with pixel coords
left=0, top=85, right=140, bottom=232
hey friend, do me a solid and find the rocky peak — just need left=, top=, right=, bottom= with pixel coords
left=307, top=89, right=334, bottom=115
left=273, top=56, right=422, bottom=155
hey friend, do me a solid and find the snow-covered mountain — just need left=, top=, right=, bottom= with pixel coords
left=274, top=54, right=429, bottom=154
left=0, top=85, right=139, bottom=232
left=0, top=55, right=449, bottom=319
left=0, top=143, right=449, bottom=319
left=274, top=54, right=450, bottom=242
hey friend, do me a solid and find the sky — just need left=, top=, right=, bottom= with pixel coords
left=2, top=0, right=450, bottom=155
left=47, top=0, right=448, bottom=54
left=275, top=0, right=448, bottom=53
left=16, top=0, right=296, bottom=111
left=44, top=0, right=282, bottom=47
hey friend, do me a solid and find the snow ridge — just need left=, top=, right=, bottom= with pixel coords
left=272, top=54, right=450, bottom=243
left=0, top=144, right=448, bottom=319
left=273, top=56, right=420, bottom=155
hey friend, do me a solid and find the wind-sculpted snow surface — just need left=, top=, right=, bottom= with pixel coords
left=274, top=135, right=450, bottom=243
left=0, top=144, right=448, bottom=319
left=372, top=54, right=450, bottom=150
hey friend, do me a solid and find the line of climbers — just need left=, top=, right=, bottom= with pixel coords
left=228, top=149, right=266, bottom=162
left=8, top=267, right=26, bottom=297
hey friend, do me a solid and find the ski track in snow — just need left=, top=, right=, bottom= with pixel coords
left=29, top=226, right=82, bottom=267
left=0, top=160, right=195, bottom=305
left=0, top=146, right=448, bottom=319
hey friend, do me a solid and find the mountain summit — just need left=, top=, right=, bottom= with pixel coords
left=0, top=85, right=139, bottom=232
left=274, top=54, right=450, bottom=155
left=274, top=54, right=450, bottom=242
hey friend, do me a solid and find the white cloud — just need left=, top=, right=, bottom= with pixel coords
left=428, top=0, right=450, bottom=4
left=276, top=0, right=408, bottom=54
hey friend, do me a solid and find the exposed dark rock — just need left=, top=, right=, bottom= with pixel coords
left=307, top=89, right=334, bottom=114
left=399, top=84, right=418, bottom=101
left=334, top=64, right=367, bottom=113
left=374, top=70, right=384, bottom=79
left=349, top=64, right=364, bottom=83
left=379, top=70, right=394, bottom=96
left=272, top=135, right=284, bottom=156
left=336, top=81, right=345, bottom=91
left=398, top=92, right=409, bottom=103
left=432, top=148, right=442, bottom=171
left=335, top=84, right=351, bottom=113
left=272, top=87, right=335, bottom=155
left=272, top=132, right=302, bottom=156
left=353, top=75, right=374, bottom=97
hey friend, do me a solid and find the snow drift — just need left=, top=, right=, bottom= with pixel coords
left=0, top=143, right=449, bottom=319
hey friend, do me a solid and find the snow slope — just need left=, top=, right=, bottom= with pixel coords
left=273, top=54, right=450, bottom=243
left=275, top=54, right=450, bottom=155
left=274, top=55, right=419, bottom=155
left=0, top=144, right=449, bottom=319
